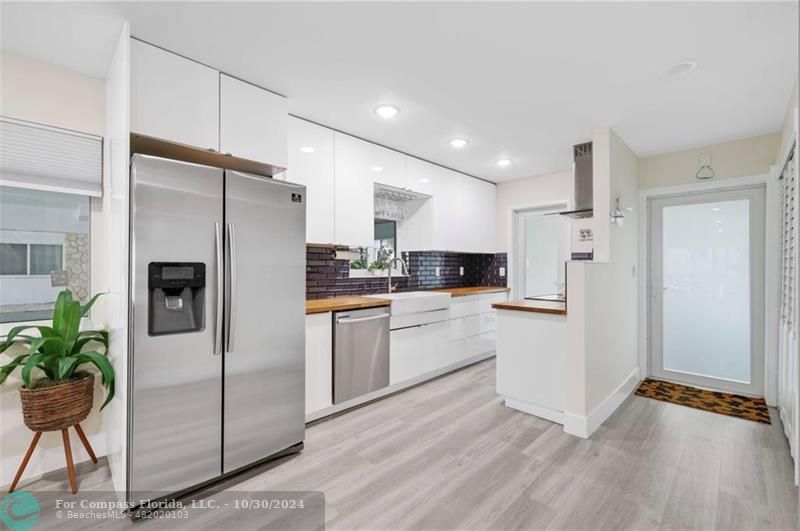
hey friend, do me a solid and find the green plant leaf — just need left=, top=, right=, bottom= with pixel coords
left=72, top=330, right=108, bottom=355
left=57, top=356, right=80, bottom=380
left=0, top=335, right=35, bottom=355
left=80, top=292, right=105, bottom=317
left=75, top=351, right=115, bottom=409
left=62, top=301, right=83, bottom=355
left=0, top=353, right=30, bottom=384
left=20, top=352, right=48, bottom=388
left=52, top=290, right=74, bottom=338
left=26, top=336, right=64, bottom=355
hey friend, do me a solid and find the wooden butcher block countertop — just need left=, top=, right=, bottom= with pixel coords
left=492, top=299, right=567, bottom=315
left=434, top=286, right=511, bottom=297
left=305, top=296, right=390, bottom=315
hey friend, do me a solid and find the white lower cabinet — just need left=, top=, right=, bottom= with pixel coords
left=420, top=321, right=454, bottom=373
left=305, top=312, right=332, bottom=415
left=390, top=326, right=424, bottom=384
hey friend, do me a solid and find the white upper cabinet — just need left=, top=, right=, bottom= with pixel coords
left=220, top=74, right=288, bottom=168
left=285, top=117, right=335, bottom=243
left=131, top=39, right=220, bottom=150
left=404, top=156, right=435, bottom=196
left=334, top=133, right=374, bottom=247
left=462, top=177, right=496, bottom=253
left=371, top=145, right=405, bottom=189
left=431, top=165, right=464, bottom=251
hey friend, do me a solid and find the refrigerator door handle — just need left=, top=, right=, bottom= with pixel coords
left=214, top=222, right=223, bottom=355
left=226, top=222, right=237, bottom=353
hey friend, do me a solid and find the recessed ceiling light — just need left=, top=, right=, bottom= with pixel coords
left=711, top=207, right=721, bottom=211
left=419, top=178, right=430, bottom=183
left=714, top=220, right=723, bottom=224
left=497, top=159, right=511, bottom=168
left=450, top=138, right=468, bottom=149
left=718, top=229, right=724, bottom=233
left=371, top=166, right=383, bottom=172
left=299, top=146, right=315, bottom=153
left=664, top=60, right=698, bottom=78
left=374, top=105, right=399, bottom=119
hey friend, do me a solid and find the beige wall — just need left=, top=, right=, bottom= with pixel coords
left=494, top=169, right=572, bottom=253
left=638, top=133, right=780, bottom=190
left=0, top=50, right=105, bottom=135
left=776, top=78, right=798, bottom=164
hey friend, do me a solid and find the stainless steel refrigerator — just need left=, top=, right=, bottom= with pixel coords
left=128, top=153, right=305, bottom=501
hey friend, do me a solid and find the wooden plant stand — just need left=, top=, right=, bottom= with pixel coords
left=8, top=423, right=97, bottom=494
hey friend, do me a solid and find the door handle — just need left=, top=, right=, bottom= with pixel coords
left=336, top=313, right=390, bottom=325
left=214, top=222, right=223, bottom=355
left=226, top=223, right=237, bottom=353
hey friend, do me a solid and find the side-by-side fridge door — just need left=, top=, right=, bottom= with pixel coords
left=223, top=171, right=306, bottom=473
left=129, top=154, right=224, bottom=500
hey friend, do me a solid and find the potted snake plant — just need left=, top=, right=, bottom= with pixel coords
left=0, top=290, right=114, bottom=433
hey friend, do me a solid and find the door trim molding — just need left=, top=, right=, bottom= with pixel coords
left=637, top=173, right=780, bottom=403
left=508, top=200, right=570, bottom=300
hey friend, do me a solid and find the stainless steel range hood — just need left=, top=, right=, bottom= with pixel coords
left=560, top=141, right=593, bottom=219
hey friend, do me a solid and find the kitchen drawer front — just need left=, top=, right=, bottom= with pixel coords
left=463, top=315, right=480, bottom=338
left=421, top=321, right=456, bottom=373
left=390, top=327, right=423, bottom=385
left=479, top=311, right=497, bottom=334
left=478, top=292, right=508, bottom=314
left=448, top=295, right=479, bottom=319
left=391, top=309, right=449, bottom=331
left=465, top=332, right=496, bottom=358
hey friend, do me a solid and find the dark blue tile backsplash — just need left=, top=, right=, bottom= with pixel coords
left=306, top=246, right=507, bottom=299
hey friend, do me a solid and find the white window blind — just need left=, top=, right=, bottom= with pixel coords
left=0, top=117, right=103, bottom=196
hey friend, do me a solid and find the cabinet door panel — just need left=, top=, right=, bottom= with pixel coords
left=286, top=117, right=335, bottom=243
left=131, top=39, right=219, bottom=150
left=420, top=321, right=451, bottom=372
left=334, top=133, right=374, bottom=247
left=390, top=327, right=422, bottom=384
left=462, top=177, right=496, bottom=253
left=405, top=156, right=435, bottom=195
left=431, top=166, right=464, bottom=251
left=220, top=74, right=288, bottom=167
left=372, top=145, right=405, bottom=189
left=305, top=313, right=333, bottom=414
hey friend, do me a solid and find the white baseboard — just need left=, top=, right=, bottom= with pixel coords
left=504, top=398, right=564, bottom=425
left=563, top=368, right=640, bottom=439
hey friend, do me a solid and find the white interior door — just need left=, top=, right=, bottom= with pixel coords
left=649, top=186, right=766, bottom=396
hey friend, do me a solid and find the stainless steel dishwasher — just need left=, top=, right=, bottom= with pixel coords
left=333, top=306, right=391, bottom=404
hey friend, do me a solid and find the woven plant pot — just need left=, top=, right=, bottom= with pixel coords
left=19, top=372, right=94, bottom=432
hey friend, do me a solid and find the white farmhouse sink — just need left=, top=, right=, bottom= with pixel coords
left=365, top=291, right=451, bottom=316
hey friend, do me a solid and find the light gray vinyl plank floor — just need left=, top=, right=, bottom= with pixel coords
left=12, top=358, right=799, bottom=530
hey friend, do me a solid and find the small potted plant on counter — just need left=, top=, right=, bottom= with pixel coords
left=368, top=246, right=394, bottom=276
left=0, top=289, right=113, bottom=494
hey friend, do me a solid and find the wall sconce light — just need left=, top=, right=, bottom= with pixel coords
left=696, top=153, right=715, bottom=180
left=610, top=197, right=631, bottom=226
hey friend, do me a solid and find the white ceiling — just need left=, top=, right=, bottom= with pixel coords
left=2, top=2, right=797, bottom=182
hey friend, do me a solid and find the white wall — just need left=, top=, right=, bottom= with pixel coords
left=0, top=50, right=105, bottom=136
left=102, top=24, right=131, bottom=496
left=494, top=168, right=572, bottom=253
left=639, top=133, right=780, bottom=190
left=564, top=128, right=639, bottom=437
left=777, top=79, right=798, bottom=165
left=0, top=51, right=110, bottom=488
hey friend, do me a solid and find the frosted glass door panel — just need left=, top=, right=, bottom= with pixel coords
left=650, top=186, right=765, bottom=396
left=662, top=200, right=750, bottom=383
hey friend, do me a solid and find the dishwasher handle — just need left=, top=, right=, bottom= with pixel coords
left=336, top=313, right=390, bottom=325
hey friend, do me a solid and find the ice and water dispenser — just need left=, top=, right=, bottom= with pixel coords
left=148, top=262, right=206, bottom=336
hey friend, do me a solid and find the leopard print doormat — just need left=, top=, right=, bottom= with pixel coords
left=635, top=378, right=771, bottom=424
